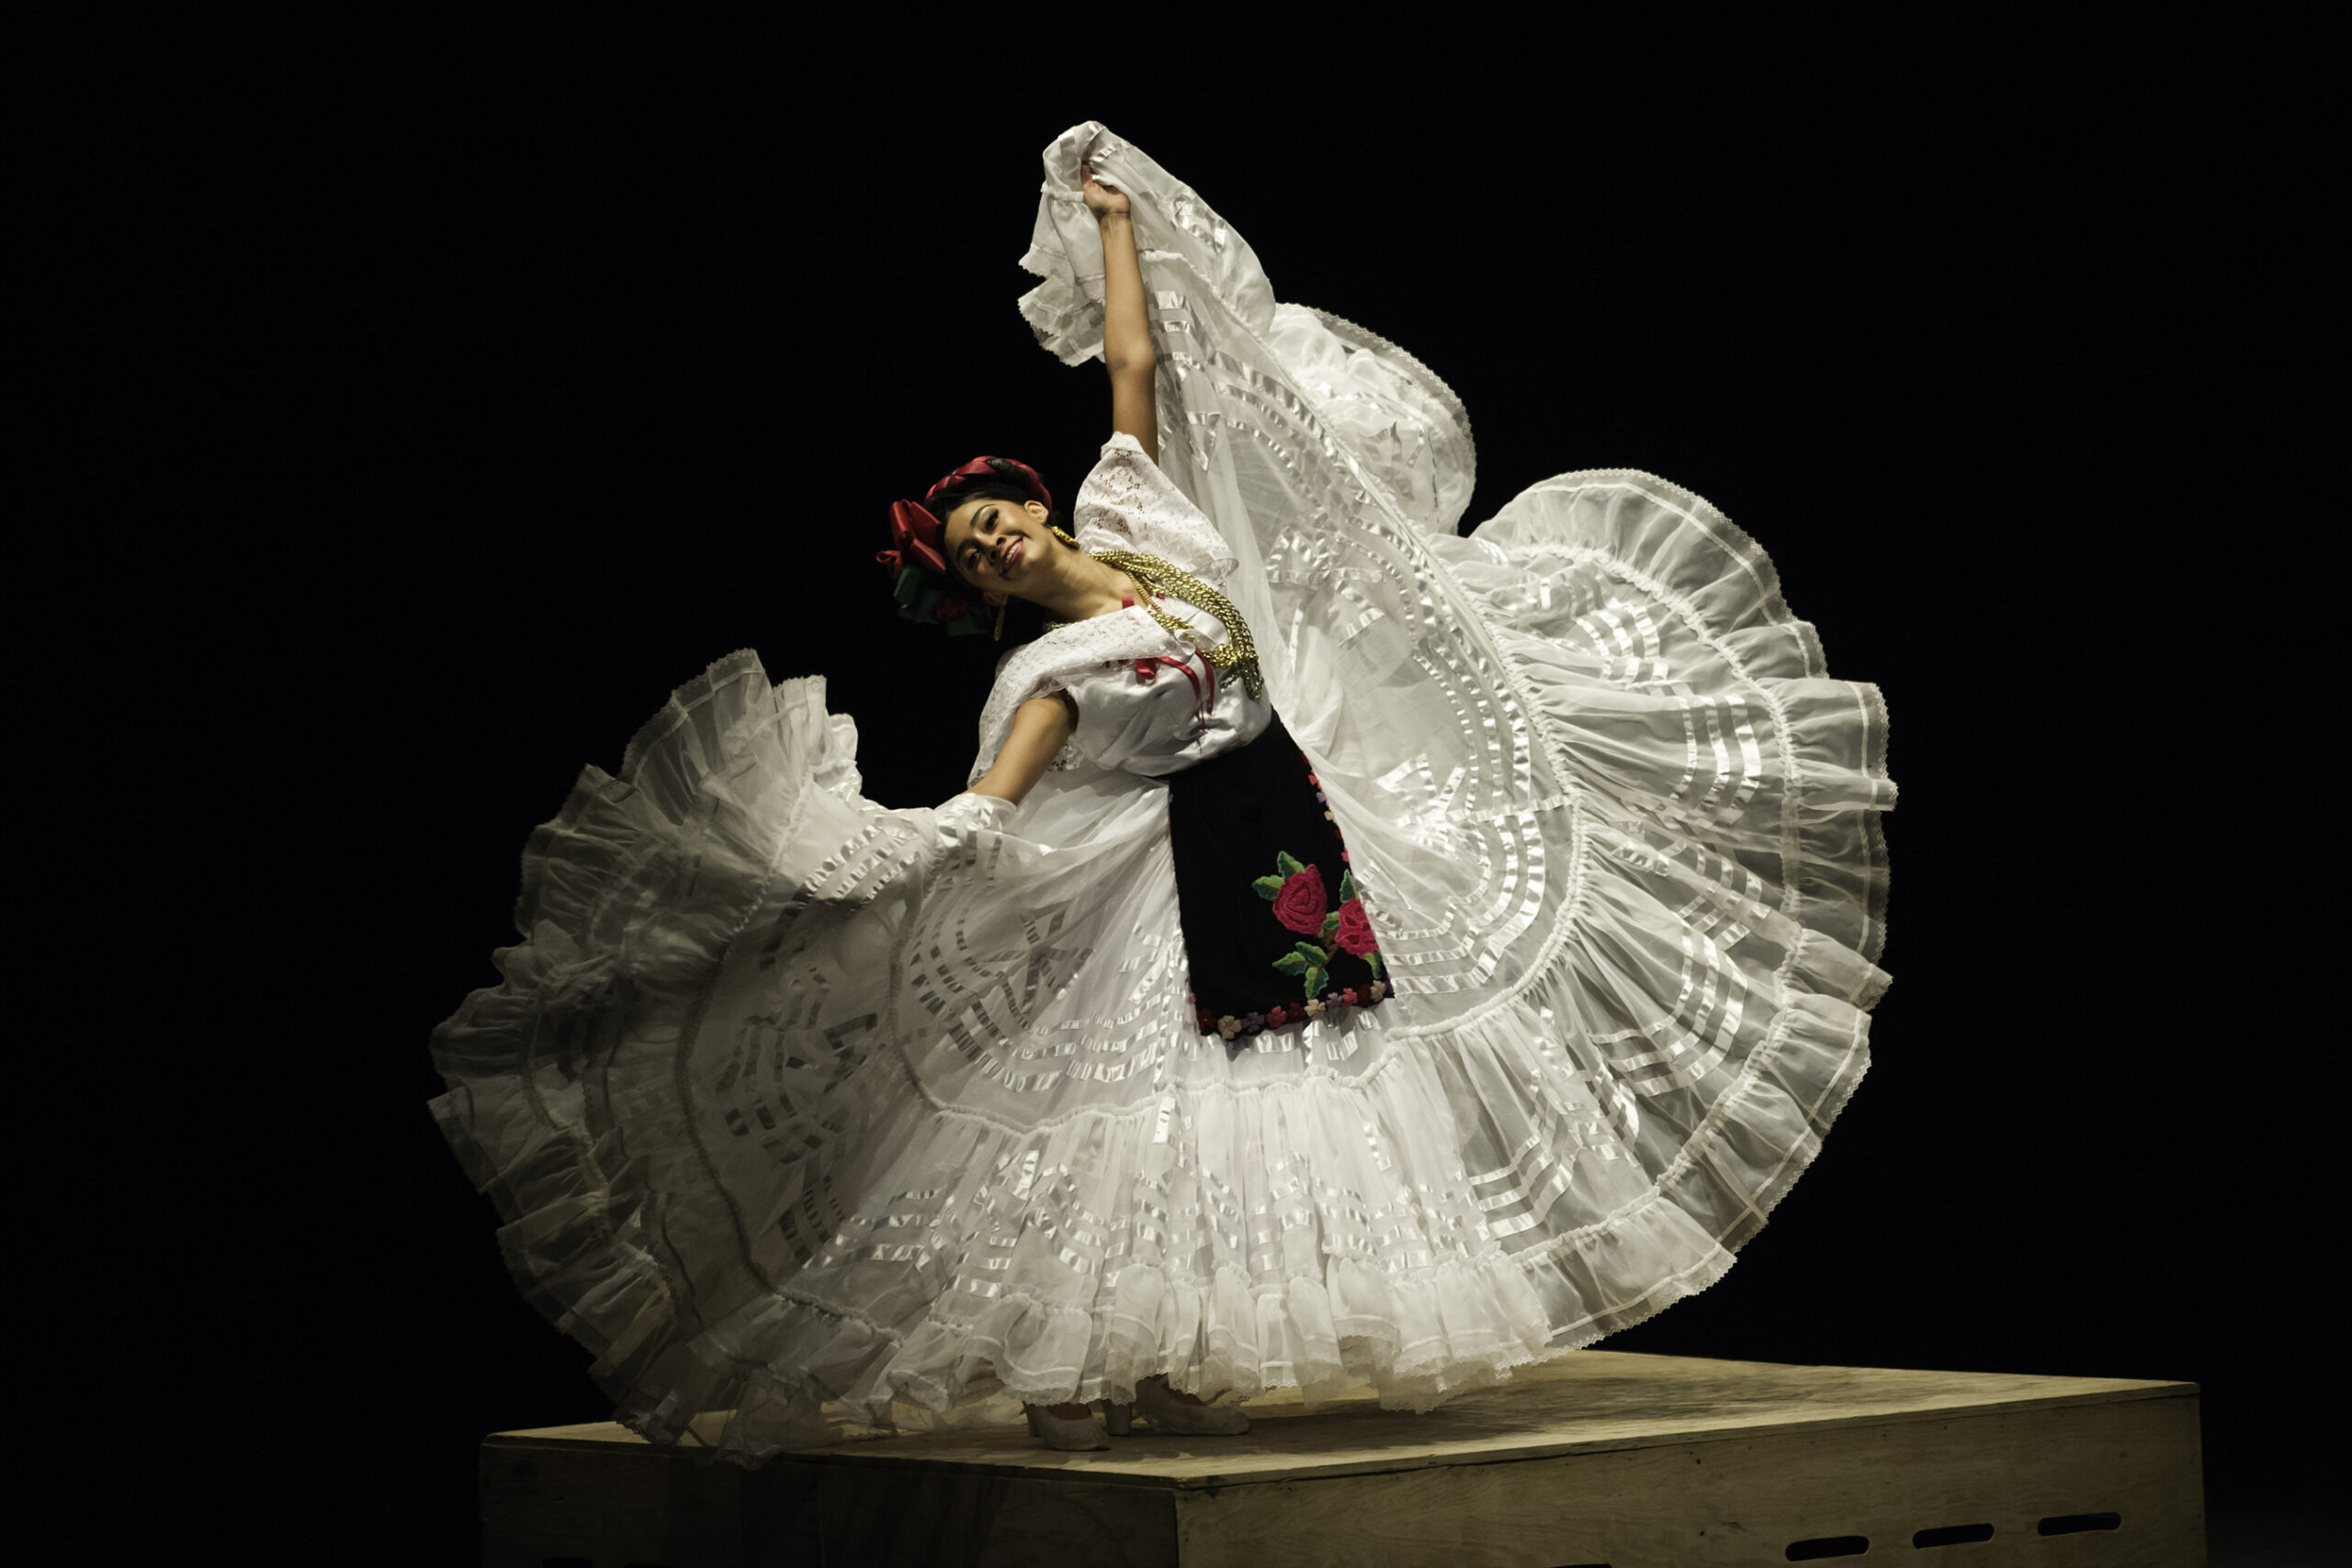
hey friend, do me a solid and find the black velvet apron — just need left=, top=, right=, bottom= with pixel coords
left=1165, top=711, right=1391, bottom=1049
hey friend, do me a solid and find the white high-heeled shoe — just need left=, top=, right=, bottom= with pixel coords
left=1132, top=1375, right=1250, bottom=1435
left=1025, top=1404, right=1111, bottom=1450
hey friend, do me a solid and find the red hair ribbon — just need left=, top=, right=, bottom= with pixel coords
left=924, top=455, right=1054, bottom=513
left=882, top=499, right=948, bottom=577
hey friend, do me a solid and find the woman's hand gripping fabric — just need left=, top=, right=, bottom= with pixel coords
left=1080, top=160, right=1130, bottom=220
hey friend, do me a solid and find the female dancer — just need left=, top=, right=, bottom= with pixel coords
left=432, top=123, right=1894, bottom=1460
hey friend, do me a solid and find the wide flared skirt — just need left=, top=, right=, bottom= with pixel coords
left=431, top=471, right=1891, bottom=1465
left=429, top=121, right=1893, bottom=1466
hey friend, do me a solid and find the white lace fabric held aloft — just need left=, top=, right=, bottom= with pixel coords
left=429, top=122, right=1894, bottom=1467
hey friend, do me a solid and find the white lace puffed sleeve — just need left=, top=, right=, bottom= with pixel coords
left=1072, top=433, right=1238, bottom=582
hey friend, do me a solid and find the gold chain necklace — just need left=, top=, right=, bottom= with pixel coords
left=1047, top=547, right=1263, bottom=701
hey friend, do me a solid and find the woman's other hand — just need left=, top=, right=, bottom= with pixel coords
left=934, top=792, right=1016, bottom=833
left=1081, top=161, right=1130, bottom=221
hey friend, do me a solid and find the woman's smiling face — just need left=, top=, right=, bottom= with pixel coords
left=942, top=497, right=1052, bottom=597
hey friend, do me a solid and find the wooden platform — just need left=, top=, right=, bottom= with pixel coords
left=480, top=1350, right=2203, bottom=1567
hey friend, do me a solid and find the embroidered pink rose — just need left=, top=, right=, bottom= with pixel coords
left=1271, top=868, right=1328, bottom=936
left=1333, top=897, right=1377, bottom=956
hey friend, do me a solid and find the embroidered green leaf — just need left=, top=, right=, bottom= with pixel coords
left=1272, top=952, right=1312, bottom=976
left=1294, top=941, right=1331, bottom=966
left=1304, top=966, right=1327, bottom=998
left=1320, top=910, right=1340, bottom=938
left=1340, top=867, right=1357, bottom=903
left=1252, top=875, right=1286, bottom=899
left=1364, top=950, right=1385, bottom=979
left=1275, top=850, right=1306, bottom=877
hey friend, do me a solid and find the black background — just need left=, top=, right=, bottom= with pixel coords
left=17, top=18, right=2323, bottom=1565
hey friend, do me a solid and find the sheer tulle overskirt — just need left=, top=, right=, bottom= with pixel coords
left=431, top=123, right=1893, bottom=1465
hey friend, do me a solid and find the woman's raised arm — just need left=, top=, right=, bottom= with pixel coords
left=1084, top=162, right=1156, bottom=462
left=967, top=692, right=1078, bottom=807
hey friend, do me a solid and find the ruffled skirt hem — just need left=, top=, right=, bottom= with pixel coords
left=439, top=899, right=1872, bottom=1464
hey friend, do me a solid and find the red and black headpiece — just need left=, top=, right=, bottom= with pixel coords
left=880, top=456, right=1056, bottom=637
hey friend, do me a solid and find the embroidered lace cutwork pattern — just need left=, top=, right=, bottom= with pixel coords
left=1074, top=433, right=1237, bottom=578
left=432, top=121, right=1895, bottom=1465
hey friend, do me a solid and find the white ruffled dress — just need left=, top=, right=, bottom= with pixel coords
left=431, top=122, right=1894, bottom=1464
